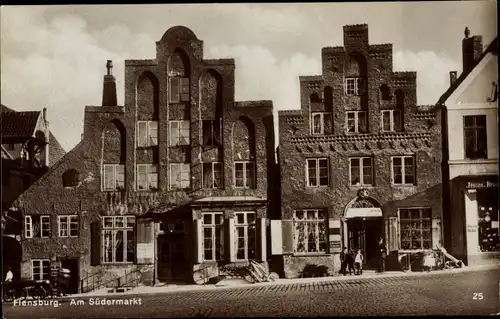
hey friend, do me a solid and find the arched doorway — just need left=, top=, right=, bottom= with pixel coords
left=343, top=189, right=384, bottom=269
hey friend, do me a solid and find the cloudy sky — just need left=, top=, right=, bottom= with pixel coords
left=1, top=2, right=497, bottom=152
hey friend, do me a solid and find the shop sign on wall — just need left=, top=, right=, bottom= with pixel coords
left=467, top=224, right=478, bottom=233
left=329, top=241, right=341, bottom=252
left=466, top=181, right=498, bottom=189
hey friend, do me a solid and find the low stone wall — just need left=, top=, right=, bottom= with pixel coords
left=283, top=254, right=341, bottom=279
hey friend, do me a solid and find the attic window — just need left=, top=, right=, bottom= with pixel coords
left=62, top=169, right=80, bottom=187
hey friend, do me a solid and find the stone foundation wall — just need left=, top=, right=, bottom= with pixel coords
left=283, top=254, right=341, bottom=278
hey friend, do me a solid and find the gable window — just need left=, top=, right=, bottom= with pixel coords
left=62, top=169, right=80, bottom=187
left=58, top=215, right=79, bottom=237
left=25, top=216, right=33, bottom=238
left=464, top=115, right=487, bottom=159
left=202, top=119, right=222, bottom=146
left=137, top=121, right=158, bottom=147
left=169, top=77, right=190, bottom=103
left=202, top=162, right=223, bottom=189
left=136, top=164, right=158, bottom=191
left=306, top=158, right=329, bottom=187
left=392, top=156, right=415, bottom=185
left=40, top=216, right=51, bottom=238
left=350, top=157, right=373, bottom=186
left=235, top=212, right=256, bottom=260
left=345, top=77, right=364, bottom=96
left=311, top=112, right=332, bottom=135
left=102, top=216, right=135, bottom=263
left=234, top=161, right=255, bottom=189
left=169, top=120, right=190, bottom=146
left=103, top=164, right=125, bottom=191
left=399, top=208, right=432, bottom=250
left=293, top=209, right=327, bottom=253
left=381, top=110, right=403, bottom=132
left=202, top=212, right=224, bottom=261
left=170, top=163, right=191, bottom=189
left=31, top=259, right=50, bottom=280
left=346, top=111, right=367, bottom=133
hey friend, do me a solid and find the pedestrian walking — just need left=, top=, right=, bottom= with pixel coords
left=377, top=237, right=387, bottom=273
left=354, top=249, right=364, bottom=275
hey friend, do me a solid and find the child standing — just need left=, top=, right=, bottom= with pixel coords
left=354, top=249, right=364, bottom=275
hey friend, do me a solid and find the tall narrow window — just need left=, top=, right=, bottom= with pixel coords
left=169, top=77, right=190, bottom=103
left=293, top=209, right=327, bottom=253
left=392, top=156, right=415, bottom=185
left=103, top=164, right=125, bottom=191
left=136, top=121, right=158, bottom=147
left=202, top=162, right=223, bottom=189
left=202, top=213, right=224, bottom=261
left=170, top=163, right=191, bottom=189
left=349, top=157, right=373, bottom=186
left=381, top=110, right=403, bottom=132
left=25, top=216, right=33, bottom=238
left=346, top=111, right=367, bottom=133
left=234, top=161, right=255, bottom=189
left=136, top=164, right=158, bottom=190
left=464, top=115, right=487, bottom=159
left=235, top=212, right=256, bottom=260
left=306, top=158, right=329, bottom=187
left=40, top=216, right=51, bottom=238
left=102, top=216, right=135, bottom=263
left=169, top=120, right=190, bottom=146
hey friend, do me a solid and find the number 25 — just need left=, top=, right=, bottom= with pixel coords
left=473, top=293, right=484, bottom=300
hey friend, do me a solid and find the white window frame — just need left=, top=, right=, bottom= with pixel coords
left=346, top=111, right=366, bottom=133
left=136, top=121, right=158, bottom=147
left=169, top=77, right=190, bottom=103
left=102, top=164, right=125, bottom=191
left=169, top=163, right=191, bottom=190
left=292, top=209, right=327, bottom=254
left=25, top=215, right=33, bottom=238
left=306, top=158, right=329, bottom=187
left=58, top=215, right=79, bottom=238
left=381, top=110, right=402, bottom=132
left=311, top=112, right=329, bottom=135
left=234, top=212, right=257, bottom=261
left=234, top=161, right=256, bottom=189
left=136, top=164, right=158, bottom=191
left=202, top=212, right=224, bottom=262
left=102, top=216, right=136, bottom=264
left=345, top=77, right=362, bottom=96
left=398, top=207, right=433, bottom=251
left=349, top=157, right=373, bottom=186
left=391, top=155, right=416, bottom=185
left=40, top=216, right=51, bottom=238
left=31, top=259, right=50, bottom=281
left=169, top=120, right=190, bottom=146
left=202, top=162, right=223, bottom=189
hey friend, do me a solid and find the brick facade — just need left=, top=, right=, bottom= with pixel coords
left=277, top=24, right=443, bottom=278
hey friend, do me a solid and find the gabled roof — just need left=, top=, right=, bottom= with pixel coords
left=438, top=37, right=498, bottom=105
left=0, top=104, right=67, bottom=165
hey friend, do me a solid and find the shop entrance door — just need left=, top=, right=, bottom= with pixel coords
left=347, top=218, right=383, bottom=269
left=157, top=220, right=188, bottom=283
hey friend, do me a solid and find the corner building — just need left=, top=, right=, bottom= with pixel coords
left=277, top=24, right=443, bottom=278
left=14, top=26, right=276, bottom=291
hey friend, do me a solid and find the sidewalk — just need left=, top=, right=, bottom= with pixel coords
left=65, top=263, right=498, bottom=299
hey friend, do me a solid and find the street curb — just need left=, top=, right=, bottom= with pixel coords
left=52, top=264, right=498, bottom=300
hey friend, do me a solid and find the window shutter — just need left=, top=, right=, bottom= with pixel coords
left=386, top=216, right=399, bottom=252
left=193, top=219, right=203, bottom=264
left=324, top=113, right=333, bottom=134
left=432, top=218, right=442, bottom=249
left=136, top=219, right=154, bottom=264
left=90, top=221, right=101, bottom=266
left=256, top=217, right=267, bottom=261
left=270, top=220, right=283, bottom=255
left=224, top=216, right=235, bottom=263
left=282, top=220, right=294, bottom=254
left=328, top=218, right=342, bottom=253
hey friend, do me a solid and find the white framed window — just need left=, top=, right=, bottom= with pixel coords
left=25, top=215, right=33, bottom=238
left=345, top=77, right=364, bottom=96
left=170, top=163, right=191, bottom=189
left=234, top=212, right=256, bottom=260
left=306, top=158, right=329, bottom=187
left=102, top=216, right=136, bottom=264
left=392, top=156, right=415, bottom=185
left=202, top=212, right=224, bottom=261
left=136, top=164, right=158, bottom=191
left=293, top=209, right=327, bottom=253
left=202, top=119, right=222, bottom=146
left=202, top=162, right=223, bottom=189
left=346, top=111, right=367, bottom=133
left=349, top=157, right=373, bottom=186
left=169, top=120, right=190, bottom=146
left=311, top=112, right=331, bottom=135
left=136, top=121, right=158, bottom=147
left=103, top=164, right=125, bottom=191
left=169, top=77, right=190, bottom=103
left=381, top=110, right=403, bottom=132
left=40, top=216, right=51, bottom=238
left=234, top=161, right=255, bottom=189
left=58, top=215, right=79, bottom=238
left=399, top=208, right=432, bottom=250
left=31, top=259, right=50, bottom=280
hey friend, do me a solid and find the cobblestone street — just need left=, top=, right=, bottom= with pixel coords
left=3, top=269, right=499, bottom=318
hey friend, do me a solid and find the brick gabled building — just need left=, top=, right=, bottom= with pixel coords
left=13, top=26, right=276, bottom=291
left=276, top=24, right=443, bottom=278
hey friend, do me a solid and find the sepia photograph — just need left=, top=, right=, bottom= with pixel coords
left=1, top=2, right=498, bottom=318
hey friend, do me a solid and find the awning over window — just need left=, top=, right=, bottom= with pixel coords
left=345, top=207, right=383, bottom=219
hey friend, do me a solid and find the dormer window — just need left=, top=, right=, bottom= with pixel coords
left=311, top=112, right=332, bottom=135
left=169, top=77, right=190, bottom=103
left=345, top=77, right=364, bottom=96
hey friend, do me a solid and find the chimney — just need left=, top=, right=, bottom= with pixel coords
left=449, top=71, right=457, bottom=86
left=462, top=27, right=483, bottom=74
left=102, top=60, right=118, bottom=107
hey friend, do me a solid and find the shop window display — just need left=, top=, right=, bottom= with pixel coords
left=477, top=189, right=499, bottom=252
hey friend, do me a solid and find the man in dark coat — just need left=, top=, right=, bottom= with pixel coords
left=377, top=237, right=388, bottom=273
left=340, top=247, right=355, bottom=275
